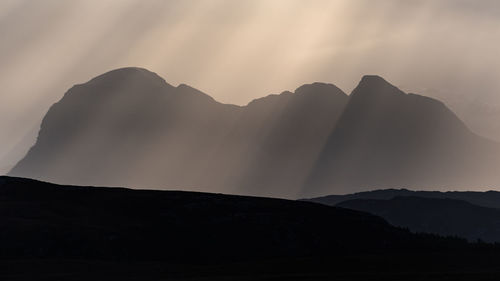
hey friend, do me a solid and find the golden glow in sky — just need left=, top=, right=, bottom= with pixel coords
left=1, top=0, right=500, bottom=173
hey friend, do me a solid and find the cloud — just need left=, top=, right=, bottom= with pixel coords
left=1, top=0, right=500, bottom=171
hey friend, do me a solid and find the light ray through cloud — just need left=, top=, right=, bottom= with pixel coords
left=1, top=0, right=500, bottom=174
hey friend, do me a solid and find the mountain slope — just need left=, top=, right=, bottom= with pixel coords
left=4, top=176, right=500, bottom=281
left=304, top=188, right=500, bottom=209
left=10, top=67, right=240, bottom=191
left=10, top=68, right=351, bottom=197
left=303, top=75, right=500, bottom=196
left=0, top=176, right=443, bottom=260
left=9, top=68, right=500, bottom=198
left=337, top=196, right=500, bottom=242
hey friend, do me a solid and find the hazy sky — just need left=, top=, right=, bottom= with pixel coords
left=1, top=0, right=500, bottom=174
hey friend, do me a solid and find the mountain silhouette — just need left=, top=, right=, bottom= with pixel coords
left=304, top=188, right=500, bottom=209
left=337, top=196, right=500, bottom=243
left=9, top=67, right=500, bottom=197
left=304, top=75, right=500, bottom=196
left=4, top=176, right=500, bottom=280
left=0, top=176, right=427, bottom=260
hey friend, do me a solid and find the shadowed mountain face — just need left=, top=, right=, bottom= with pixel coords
left=9, top=68, right=500, bottom=198
left=304, top=75, right=500, bottom=196
left=304, top=188, right=500, bottom=209
left=10, top=68, right=240, bottom=192
left=337, top=196, right=500, bottom=243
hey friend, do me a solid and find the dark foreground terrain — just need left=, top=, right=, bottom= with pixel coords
left=306, top=189, right=500, bottom=243
left=304, top=188, right=500, bottom=208
left=2, top=176, right=500, bottom=280
left=337, top=196, right=500, bottom=243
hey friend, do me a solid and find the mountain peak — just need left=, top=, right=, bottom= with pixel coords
left=10, top=69, right=499, bottom=199
left=294, top=82, right=347, bottom=97
left=85, top=67, right=174, bottom=90
left=360, top=75, right=388, bottom=83
left=351, top=75, right=405, bottom=98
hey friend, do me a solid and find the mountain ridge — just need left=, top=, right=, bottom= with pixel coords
left=337, top=196, right=500, bottom=242
left=9, top=67, right=500, bottom=198
left=304, top=188, right=500, bottom=208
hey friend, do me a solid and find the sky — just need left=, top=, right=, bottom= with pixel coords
left=1, top=0, right=500, bottom=174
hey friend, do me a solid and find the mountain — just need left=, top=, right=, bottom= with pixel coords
left=9, top=68, right=239, bottom=191
left=9, top=67, right=500, bottom=198
left=304, top=188, right=500, bottom=209
left=337, top=196, right=500, bottom=243
left=303, top=75, right=500, bottom=196
left=9, top=67, right=350, bottom=197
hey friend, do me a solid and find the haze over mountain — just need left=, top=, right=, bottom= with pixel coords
left=304, top=75, right=500, bottom=196
left=9, top=67, right=500, bottom=198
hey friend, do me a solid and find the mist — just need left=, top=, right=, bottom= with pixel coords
left=2, top=0, right=500, bottom=174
